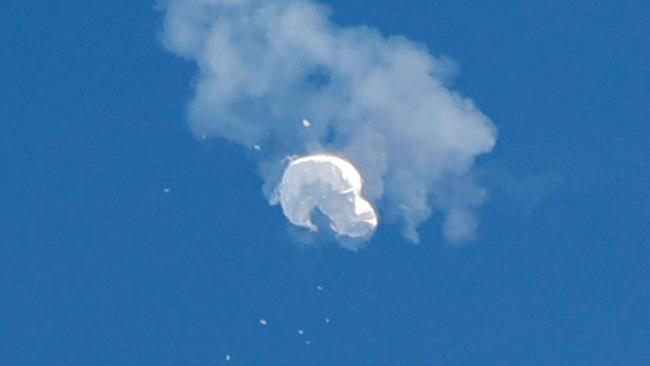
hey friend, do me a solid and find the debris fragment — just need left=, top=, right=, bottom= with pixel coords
left=325, top=317, right=331, bottom=324
left=297, top=329, right=304, bottom=336
left=225, top=354, right=231, bottom=362
left=253, top=144, right=261, bottom=150
left=163, top=188, right=171, bottom=193
left=280, top=154, right=299, bottom=165
left=259, top=319, right=268, bottom=326
left=302, top=118, right=311, bottom=128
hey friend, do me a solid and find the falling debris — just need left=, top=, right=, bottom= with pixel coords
left=281, top=154, right=299, bottom=165
left=225, top=354, right=231, bottom=362
left=302, top=118, right=311, bottom=128
left=316, top=285, right=323, bottom=291
left=297, top=329, right=304, bottom=336
left=305, top=340, right=311, bottom=346
left=200, top=133, right=208, bottom=140
left=163, top=188, right=171, bottom=193
left=253, top=144, right=261, bottom=151
left=325, top=317, right=331, bottom=324
left=259, top=319, right=268, bottom=326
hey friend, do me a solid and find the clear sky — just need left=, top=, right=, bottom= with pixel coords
left=1, top=0, right=649, bottom=365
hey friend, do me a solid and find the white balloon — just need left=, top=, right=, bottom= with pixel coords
left=276, top=154, right=378, bottom=238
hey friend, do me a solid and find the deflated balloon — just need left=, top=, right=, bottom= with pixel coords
left=276, top=154, right=378, bottom=238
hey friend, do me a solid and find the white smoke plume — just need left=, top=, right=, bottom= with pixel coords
left=160, top=0, right=497, bottom=244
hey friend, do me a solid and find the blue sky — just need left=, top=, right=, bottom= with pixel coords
left=1, top=0, right=649, bottom=365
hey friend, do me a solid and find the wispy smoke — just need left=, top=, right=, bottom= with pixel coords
left=160, top=0, right=497, bottom=243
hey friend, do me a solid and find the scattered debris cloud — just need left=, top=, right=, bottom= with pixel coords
left=161, top=0, right=497, bottom=244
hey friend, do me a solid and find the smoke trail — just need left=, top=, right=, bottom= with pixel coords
left=160, top=0, right=497, bottom=244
